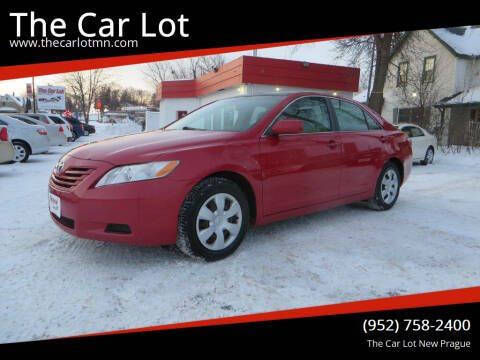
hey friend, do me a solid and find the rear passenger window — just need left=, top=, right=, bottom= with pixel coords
left=331, top=99, right=368, bottom=131
left=364, top=112, right=382, bottom=130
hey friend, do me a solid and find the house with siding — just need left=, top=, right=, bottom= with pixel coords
left=381, top=26, right=480, bottom=145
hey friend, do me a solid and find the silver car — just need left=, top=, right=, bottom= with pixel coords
left=0, top=115, right=50, bottom=162
left=45, top=114, right=74, bottom=141
left=14, top=114, right=67, bottom=147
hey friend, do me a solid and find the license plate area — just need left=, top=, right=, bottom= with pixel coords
left=49, top=192, right=61, bottom=218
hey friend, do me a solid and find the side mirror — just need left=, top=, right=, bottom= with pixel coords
left=270, top=118, right=304, bottom=135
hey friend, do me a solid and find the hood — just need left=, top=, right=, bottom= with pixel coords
left=68, top=130, right=234, bottom=165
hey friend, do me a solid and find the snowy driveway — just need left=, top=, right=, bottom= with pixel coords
left=1, top=123, right=479, bottom=343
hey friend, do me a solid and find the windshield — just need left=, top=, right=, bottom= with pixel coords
left=166, top=95, right=286, bottom=132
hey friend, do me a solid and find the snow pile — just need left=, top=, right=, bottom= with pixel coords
left=89, top=120, right=141, bottom=140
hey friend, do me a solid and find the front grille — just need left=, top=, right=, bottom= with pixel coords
left=51, top=167, right=94, bottom=189
left=52, top=213, right=75, bottom=229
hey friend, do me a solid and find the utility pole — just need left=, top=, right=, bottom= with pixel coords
left=32, top=76, right=37, bottom=113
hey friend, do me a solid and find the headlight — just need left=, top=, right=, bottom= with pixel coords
left=95, top=160, right=179, bottom=187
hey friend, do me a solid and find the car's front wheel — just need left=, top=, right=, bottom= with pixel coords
left=368, top=162, right=401, bottom=211
left=176, top=177, right=249, bottom=261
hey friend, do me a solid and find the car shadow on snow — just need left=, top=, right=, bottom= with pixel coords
left=58, top=235, right=192, bottom=267
left=57, top=202, right=379, bottom=265
left=242, top=203, right=370, bottom=247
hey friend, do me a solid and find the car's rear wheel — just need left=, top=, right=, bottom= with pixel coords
left=368, top=163, right=400, bottom=211
left=422, top=146, right=434, bottom=165
left=176, top=177, right=249, bottom=261
left=12, top=141, right=30, bottom=163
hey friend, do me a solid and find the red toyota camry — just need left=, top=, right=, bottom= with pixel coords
left=49, top=93, right=412, bottom=260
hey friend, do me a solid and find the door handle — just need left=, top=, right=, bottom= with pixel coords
left=380, top=136, right=388, bottom=143
left=328, top=140, right=339, bottom=149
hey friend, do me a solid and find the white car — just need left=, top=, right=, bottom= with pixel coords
left=0, top=125, right=15, bottom=163
left=0, top=115, right=50, bottom=162
left=15, top=114, right=67, bottom=147
left=398, top=123, right=437, bottom=165
left=45, top=114, right=74, bottom=141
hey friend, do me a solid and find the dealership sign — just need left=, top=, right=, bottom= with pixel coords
left=36, top=86, right=66, bottom=110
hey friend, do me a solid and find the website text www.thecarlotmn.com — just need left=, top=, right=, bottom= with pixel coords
left=9, top=37, right=139, bottom=48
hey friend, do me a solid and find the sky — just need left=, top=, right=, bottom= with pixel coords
left=0, top=39, right=353, bottom=96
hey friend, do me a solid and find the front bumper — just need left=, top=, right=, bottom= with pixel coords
left=49, top=156, right=193, bottom=246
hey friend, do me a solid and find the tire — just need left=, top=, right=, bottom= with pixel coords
left=176, top=177, right=249, bottom=261
left=368, top=162, right=401, bottom=211
left=12, top=141, right=30, bottom=163
left=422, top=147, right=434, bottom=165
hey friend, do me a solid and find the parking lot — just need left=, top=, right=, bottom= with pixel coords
left=1, top=121, right=479, bottom=343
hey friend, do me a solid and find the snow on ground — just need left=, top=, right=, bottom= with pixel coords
left=1, top=123, right=479, bottom=343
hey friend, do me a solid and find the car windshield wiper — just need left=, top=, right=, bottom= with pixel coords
left=182, top=126, right=205, bottom=131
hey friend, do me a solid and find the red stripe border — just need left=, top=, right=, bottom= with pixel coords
left=0, top=37, right=351, bottom=80
left=77, top=286, right=480, bottom=338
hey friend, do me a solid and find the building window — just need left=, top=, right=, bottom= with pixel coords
left=471, top=109, right=480, bottom=122
left=397, top=61, right=409, bottom=87
left=177, top=110, right=188, bottom=119
left=422, top=56, right=436, bottom=83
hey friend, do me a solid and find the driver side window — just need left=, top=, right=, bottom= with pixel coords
left=278, top=97, right=331, bottom=133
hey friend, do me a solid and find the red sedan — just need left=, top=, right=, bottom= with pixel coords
left=49, top=93, right=412, bottom=260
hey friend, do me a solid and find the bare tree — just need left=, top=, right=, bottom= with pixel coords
left=143, top=55, right=226, bottom=89
left=334, top=32, right=416, bottom=113
left=170, top=55, right=225, bottom=79
left=143, top=62, right=171, bottom=89
left=63, top=69, right=106, bottom=124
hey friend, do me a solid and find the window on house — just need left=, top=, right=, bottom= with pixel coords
left=422, top=56, right=436, bottom=83
left=471, top=109, right=480, bottom=122
left=397, top=61, right=409, bottom=87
